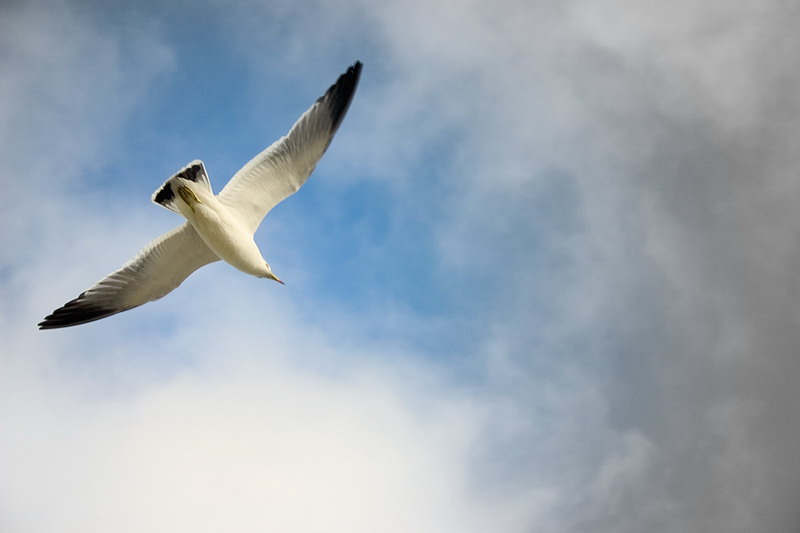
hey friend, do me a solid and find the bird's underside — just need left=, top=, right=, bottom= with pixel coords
left=39, top=60, right=362, bottom=329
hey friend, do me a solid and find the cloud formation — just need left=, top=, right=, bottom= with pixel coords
left=344, top=0, right=800, bottom=530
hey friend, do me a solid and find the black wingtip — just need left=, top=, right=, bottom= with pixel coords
left=38, top=293, right=122, bottom=329
left=321, top=60, right=363, bottom=134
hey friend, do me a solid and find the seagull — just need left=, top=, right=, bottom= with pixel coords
left=39, top=61, right=362, bottom=329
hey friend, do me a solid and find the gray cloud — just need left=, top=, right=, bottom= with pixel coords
left=345, top=0, right=800, bottom=531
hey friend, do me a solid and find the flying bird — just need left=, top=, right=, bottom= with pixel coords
left=39, top=61, right=362, bottom=329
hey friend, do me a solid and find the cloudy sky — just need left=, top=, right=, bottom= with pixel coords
left=2, top=0, right=800, bottom=531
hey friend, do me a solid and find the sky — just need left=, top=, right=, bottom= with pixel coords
left=2, top=0, right=800, bottom=531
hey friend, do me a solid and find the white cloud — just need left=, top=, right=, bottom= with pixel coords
left=1, top=326, right=489, bottom=533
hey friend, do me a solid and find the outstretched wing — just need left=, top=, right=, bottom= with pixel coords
left=218, top=61, right=362, bottom=234
left=39, top=223, right=220, bottom=329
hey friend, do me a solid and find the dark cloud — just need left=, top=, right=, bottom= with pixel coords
left=349, top=0, right=800, bottom=530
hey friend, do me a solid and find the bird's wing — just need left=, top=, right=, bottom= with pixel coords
left=218, top=61, right=362, bottom=234
left=39, top=223, right=220, bottom=329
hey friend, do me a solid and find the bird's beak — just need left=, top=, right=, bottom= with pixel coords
left=267, top=271, right=285, bottom=285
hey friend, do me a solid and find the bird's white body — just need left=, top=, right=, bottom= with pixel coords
left=173, top=180, right=270, bottom=278
left=39, top=61, right=362, bottom=328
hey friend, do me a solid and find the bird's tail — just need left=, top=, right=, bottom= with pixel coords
left=152, top=160, right=213, bottom=214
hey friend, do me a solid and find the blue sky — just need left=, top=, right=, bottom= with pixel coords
left=3, top=0, right=800, bottom=531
